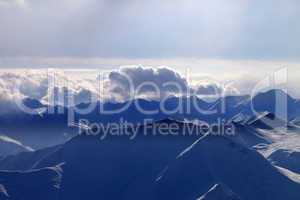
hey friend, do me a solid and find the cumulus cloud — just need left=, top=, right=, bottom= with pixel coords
left=105, top=66, right=189, bottom=101
left=0, top=70, right=47, bottom=104
left=0, top=69, right=99, bottom=108
left=0, top=66, right=287, bottom=112
left=0, top=66, right=194, bottom=107
left=194, top=83, right=223, bottom=95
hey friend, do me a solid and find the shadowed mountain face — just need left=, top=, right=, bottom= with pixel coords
left=0, top=90, right=299, bottom=199
left=0, top=119, right=299, bottom=200
left=197, top=183, right=241, bottom=200
left=252, top=90, right=300, bottom=119
left=268, top=150, right=300, bottom=174
left=0, top=89, right=299, bottom=150
left=0, top=165, right=63, bottom=200
left=0, top=135, right=33, bottom=158
left=0, top=145, right=61, bottom=171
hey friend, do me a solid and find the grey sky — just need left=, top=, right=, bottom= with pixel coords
left=0, top=0, right=299, bottom=61
left=0, top=0, right=300, bottom=98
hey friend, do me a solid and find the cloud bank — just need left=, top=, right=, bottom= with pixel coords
left=0, top=69, right=98, bottom=109
left=0, top=66, right=297, bottom=113
left=0, top=67, right=227, bottom=108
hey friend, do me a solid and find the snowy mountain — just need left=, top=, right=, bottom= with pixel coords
left=146, top=127, right=300, bottom=200
left=0, top=135, right=33, bottom=157
left=0, top=119, right=299, bottom=200
left=252, top=89, right=300, bottom=120
left=0, top=145, right=61, bottom=171
left=0, top=164, right=63, bottom=200
left=243, top=111, right=289, bottom=130
left=197, top=183, right=241, bottom=200
left=0, top=89, right=300, bottom=199
left=1, top=89, right=298, bottom=150
left=268, top=149, right=300, bottom=174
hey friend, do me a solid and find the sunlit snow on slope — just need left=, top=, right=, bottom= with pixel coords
left=276, top=166, right=300, bottom=184
left=0, top=134, right=34, bottom=152
left=256, top=128, right=300, bottom=157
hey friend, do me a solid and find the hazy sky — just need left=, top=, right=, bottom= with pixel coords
left=0, top=0, right=299, bottom=97
left=0, top=0, right=299, bottom=61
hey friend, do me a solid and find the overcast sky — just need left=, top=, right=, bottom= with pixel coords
left=0, top=0, right=299, bottom=97
left=0, top=0, right=299, bottom=60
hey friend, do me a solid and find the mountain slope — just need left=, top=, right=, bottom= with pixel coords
left=0, top=145, right=61, bottom=171
left=252, top=89, right=300, bottom=120
left=0, top=89, right=299, bottom=149
left=268, top=149, right=300, bottom=174
left=0, top=135, right=33, bottom=158
left=1, top=119, right=299, bottom=199
left=197, top=183, right=241, bottom=200
left=0, top=164, right=63, bottom=200
left=139, top=131, right=300, bottom=200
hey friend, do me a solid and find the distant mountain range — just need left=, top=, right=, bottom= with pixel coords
left=0, top=89, right=299, bottom=151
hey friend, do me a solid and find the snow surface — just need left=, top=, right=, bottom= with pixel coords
left=0, top=103, right=300, bottom=200
left=0, top=134, right=34, bottom=157
left=197, top=183, right=241, bottom=200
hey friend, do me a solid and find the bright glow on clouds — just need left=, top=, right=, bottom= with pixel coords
left=0, top=0, right=299, bottom=99
left=0, top=67, right=223, bottom=107
left=106, top=66, right=189, bottom=101
left=0, top=69, right=98, bottom=106
left=0, top=65, right=298, bottom=110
